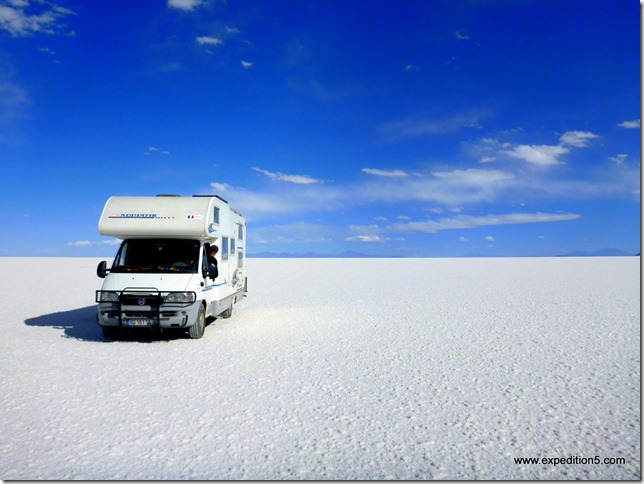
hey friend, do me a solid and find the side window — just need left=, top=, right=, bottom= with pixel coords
left=238, top=223, right=244, bottom=240
left=238, top=248, right=244, bottom=268
left=231, top=238, right=236, bottom=254
left=222, top=237, right=229, bottom=261
left=113, top=242, right=128, bottom=267
left=213, top=207, right=220, bottom=224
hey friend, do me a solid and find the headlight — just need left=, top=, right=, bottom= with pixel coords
left=165, top=292, right=196, bottom=303
left=97, top=291, right=119, bottom=302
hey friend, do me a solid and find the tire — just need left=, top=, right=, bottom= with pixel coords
left=189, top=304, right=206, bottom=339
left=221, top=298, right=234, bottom=319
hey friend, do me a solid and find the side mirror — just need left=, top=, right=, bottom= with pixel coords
left=97, top=260, right=110, bottom=278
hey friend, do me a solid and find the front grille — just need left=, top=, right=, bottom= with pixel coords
left=122, top=296, right=163, bottom=306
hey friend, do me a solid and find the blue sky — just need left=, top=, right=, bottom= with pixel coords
left=0, top=0, right=640, bottom=257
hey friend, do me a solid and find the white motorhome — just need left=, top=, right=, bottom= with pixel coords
left=95, top=195, right=246, bottom=339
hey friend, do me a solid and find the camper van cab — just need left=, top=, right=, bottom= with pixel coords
left=95, top=195, right=246, bottom=339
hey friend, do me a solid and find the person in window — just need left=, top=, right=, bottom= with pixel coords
left=207, top=245, right=219, bottom=280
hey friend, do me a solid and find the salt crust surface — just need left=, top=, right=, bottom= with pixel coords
left=0, top=257, right=639, bottom=480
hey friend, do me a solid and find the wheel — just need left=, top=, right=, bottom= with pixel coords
left=189, top=304, right=206, bottom=339
left=221, top=298, right=234, bottom=319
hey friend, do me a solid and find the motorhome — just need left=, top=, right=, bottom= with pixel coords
left=95, top=195, right=247, bottom=339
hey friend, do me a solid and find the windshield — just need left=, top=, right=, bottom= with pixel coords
left=112, top=239, right=200, bottom=274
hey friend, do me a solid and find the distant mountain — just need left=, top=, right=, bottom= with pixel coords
left=560, top=248, right=636, bottom=257
left=249, top=251, right=396, bottom=258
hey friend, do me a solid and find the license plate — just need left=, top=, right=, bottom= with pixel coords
left=125, top=318, right=157, bottom=327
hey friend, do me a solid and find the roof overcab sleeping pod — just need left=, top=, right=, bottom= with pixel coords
left=95, top=195, right=247, bottom=339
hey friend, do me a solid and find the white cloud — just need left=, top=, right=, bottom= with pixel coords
left=380, top=112, right=488, bottom=139
left=68, top=240, right=92, bottom=247
left=559, top=130, right=600, bottom=148
left=432, top=168, right=514, bottom=185
left=618, top=119, right=640, bottom=129
left=209, top=180, right=344, bottom=221
left=347, top=223, right=383, bottom=233
left=489, top=131, right=599, bottom=167
left=241, top=60, right=253, bottom=69
left=0, top=82, right=28, bottom=120
left=404, top=64, right=421, bottom=72
left=454, top=30, right=470, bottom=40
left=362, top=168, right=409, bottom=177
left=210, top=182, right=296, bottom=218
left=518, top=166, right=640, bottom=201
left=389, top=212, right=580, bottom=234
left=0, top=1, right=76, bottom=37
left=168, top=0, right=203, bottom=10
left=355, top=168, right=516, bottom=206
left=502, top=144, right=569, bottom=166
left=210, top=182, right=230, bottom=192
left=251, top=222, right=340, bottom=245
left=196, top=36, right=223, bottom=46
left=465, top=137, right=512, bottom=163
left=252, top=167, right=327, bottom=184
left=484, top=235, right=495, bottom=242
left=610, top=154, right=628, bottom=165
left=145, top=146, right=170, bottom=156
left=346, top=235, right=383, bottom=243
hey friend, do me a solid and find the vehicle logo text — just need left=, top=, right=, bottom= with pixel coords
left=109, top=213, right=157, bottom=219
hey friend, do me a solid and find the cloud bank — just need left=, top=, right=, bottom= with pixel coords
left=206, top=124, right=636, bottom=249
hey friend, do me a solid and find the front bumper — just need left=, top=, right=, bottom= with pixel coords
left=96, top=290, right=201, bottom=329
